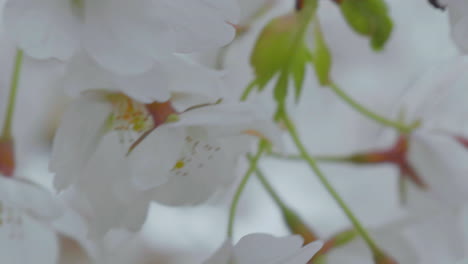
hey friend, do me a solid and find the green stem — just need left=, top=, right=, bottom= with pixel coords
left=227, top=142, right=266, bottom=238
left=281, top=112, right=383, bottom=256
left=1, top=50, right=24, bottom=140
left=240, top=80, right=258, bottom=101
left=268, top=152, right=354, bottom=163
left=253, top=163, right=288, bottom=210
left=328, top=81, right=414, bottom=133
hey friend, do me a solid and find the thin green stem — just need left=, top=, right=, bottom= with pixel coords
left=253, top=162, right=288, bottom=211
left=328, top=81, right=415, bottom=134
left=227, top=142, right=266, bottom=238
left=281, top=112, right=383, bottom=256
left=268, top=152, right=355, bottom=163
left=240, top=80, right=258, bottom=101
left=1, top=50, right=24, bottom=140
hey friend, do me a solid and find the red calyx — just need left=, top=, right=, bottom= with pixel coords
left=127, top=101, right=178, bottom=155
left=454, top=135, right=468, bottom=149
left=0, top=138, right=15, bottom=177
left=350, top=136, right=427, bottom=189
left=146, top=101, right=178, bottom=128
left=295, top=0, right=304, bottom=10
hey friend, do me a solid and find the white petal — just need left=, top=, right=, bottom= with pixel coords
left=448, top=0, right=468, bottom=44
left=127, top=126, right=186, bottom=190
left=65, top=53, right=171, bottom=103
left=0, top=211, right=59, bottom=264
left=72, top=134, right=152, bottom=237
left=112, top=61, right=171, bottom=104
left=403, top=211, right=465, bottom=263
left=3, top=0, right=79, bottom=60
left=0, top=177, right=62, bottom=221
left=402, top=56, right=468, bottom=124
left=63, top=53, right=116, bottom=96
left=150, top=129, right=245, bottom=206
left=203, top=240, right=234, bottom=264
left=202, top=0, right=241, bottom=25
left=176, top=103, right=283, bottom=147
left=50, top=95, right=112, bottom=190
left=83, top=0, right=174, bottom=74
left=163, top=54, right=225, bottom=100
left=277, top=241, right=323, bottom=264
left=452, top=17, right=468, bottom=54
left=155, top=0, right=237, bottom=52
left=409, top=132, right=468, bottom=205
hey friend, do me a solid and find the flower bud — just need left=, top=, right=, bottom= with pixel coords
left=0, top=138, right=15, bottom=177
left=310, top=229, right=358, bottom=263
left=373, top=251, right=399, bottom=264
left=283, top=208, right=319, bottom=244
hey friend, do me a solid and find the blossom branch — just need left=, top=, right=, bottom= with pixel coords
left=267, top=152, right=354, bottom=162
left=227, top=140, right=267, bottom=238
left=312, top=19, right=418, bottom=134
left=1, top=50, right=24, bottom=140
left=280, top=111, right=395, bottom=263
left=328, top=81, right=417, bottom=133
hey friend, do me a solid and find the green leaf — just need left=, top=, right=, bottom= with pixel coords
left=273, top=71, right=289, bottom=106
left=291, top=43, right=312, bottom=102
left=311, top=22, right=332, bottom=86
left=339, top=0, right=393, bottom=50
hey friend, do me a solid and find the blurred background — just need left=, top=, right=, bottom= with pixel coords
left=1, top=0, right=461, bottom=263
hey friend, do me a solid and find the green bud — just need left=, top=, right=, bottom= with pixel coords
left=251, top=0, right=318, bottom=106
left=339, top=0, right=393, bottom=50
left=282, top=208, right=319, bottom=244
left=251, top=13, right=308, bottom=90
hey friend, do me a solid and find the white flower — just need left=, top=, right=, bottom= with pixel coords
left=3, top=0, right=240, bottom=74
left=50, top=91, right=281, bottom=236
left=397, top=56, right=468, bottom=206
left=203, top=234, right=323, bottom=264
left=0, top=177, right=62, bottom=264
left=327, top=207, right=468, bottom=264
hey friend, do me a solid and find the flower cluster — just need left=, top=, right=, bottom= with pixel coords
left=1, top=0, right=468, bottom=263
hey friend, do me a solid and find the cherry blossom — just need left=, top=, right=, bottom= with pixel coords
left=3, top=0, right=240, bottom=74
left=399, top=56, right=468, bottom=206
left=342, top=57, right=468, bottom=207
left=50, top=90, right=281, bottom=235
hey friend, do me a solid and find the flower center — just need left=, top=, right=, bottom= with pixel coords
left=108, top=94, right=180, bottom=154
left=171, top=135, right=222, bottom=177
left=108, top=94, right=154, bottom=135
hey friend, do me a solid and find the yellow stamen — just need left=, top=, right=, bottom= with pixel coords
left=174, top=160, right=185, bottom=169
